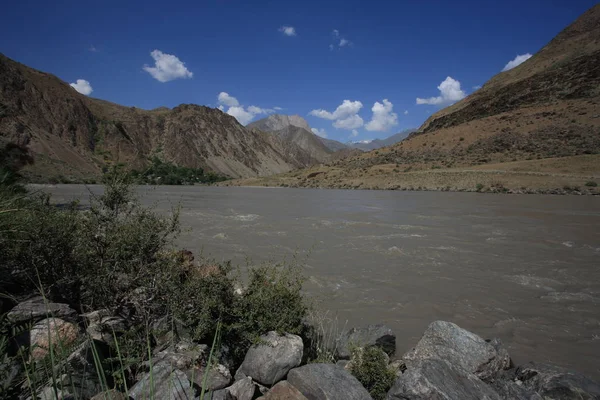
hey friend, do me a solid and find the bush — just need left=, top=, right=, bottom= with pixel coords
left=349, top=346, right=397, bottom=400
left=475, top=183, right=485, bottom=192
left=585, top=181, right=597, bottom=187
left=130, top=157, right=229, bottom=185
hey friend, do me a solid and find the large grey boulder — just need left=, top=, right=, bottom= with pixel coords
left=336, top=324, right=396, bottom=359
left=82, top=309, right=127, bottom=347
left=403, top=321, right=510, bottom=380
left=187, top=363, right=232, bottom=391
left=227, top=377, right=257, bottom=400
left=257, top=381, right=308, bottom=400
left=386, top=358, right=502, bottom=400
left=129, top=361, right=195, bottom=399
left=204, top=389, right=234, bottom=400
left=516, top=362, right=600, bottom=399
left=287, top=363, right=373, bottom=400
left=236, top=331, right=303, bottom=386
left=8, top=297, right=77, bottom=324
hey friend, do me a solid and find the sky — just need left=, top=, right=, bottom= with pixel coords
left=0, top=0, right=596, bottom=143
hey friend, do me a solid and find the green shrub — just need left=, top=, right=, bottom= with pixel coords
left=476, top=183, right=485, bottom=192
left=130, top=156, right=229, bottom=185
left=585, top=181, right=597, bottom=187
left=349, top=346, right=397, bottom=400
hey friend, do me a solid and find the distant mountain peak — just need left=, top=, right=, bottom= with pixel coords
left=248, top=114, right=311, bottom=132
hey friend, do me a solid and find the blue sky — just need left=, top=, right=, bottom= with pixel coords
left=0, top=0, right=596, bottom=143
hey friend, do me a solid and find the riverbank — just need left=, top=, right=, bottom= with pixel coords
left=220, top=154, right=600, bottom=195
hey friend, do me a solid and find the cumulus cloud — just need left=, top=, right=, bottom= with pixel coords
left=311, top=128, right=328, bottom=138
left=334, top=114, right=364, bottom=129
left=310, top=100, right=364, bottom=130
left=472, top=85, right=482, bottom=90
left=502, top=53, right=532, bottom=71
left=279, top=26, right=296, bottom=36
left=274, top=106, right=283, bottom=110
left=365, top=99, right=398, bottom=132
left=416, top=76, right=466, bottom=106
left=217, top=92, right=274, bottom=125
left=404, top=110, right=409, bottom=115
left=143, top=50, right=193, bottom=82
left=218, top=92, right=239, bottom=107
left=350, top=129, right=359, bottom=138
left=330, top=30, right=352, bottom=49
left=70, top=79, right=93, bottom=95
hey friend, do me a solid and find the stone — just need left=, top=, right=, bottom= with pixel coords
left=187, top=363, right=232, bottom=391
left=204, top=389, right=234, bottom=400
left=153, top=342, right=207, bottom=370
left=129, top=361, right=195, bottom=399
left=83, top=310, right=127, bottom=346
left=8, top=297, right=77, bottom=324
left=90, top=389, right=128, bottom=400
left=257, top=381, right=309, bottom=400
left=29, top=318, right=80, bottom=360
left=387, top=358, right=502, bottom=400
left=236, top=331, right=303, bottom=386
left=516, top=362, right=600, bottom=399
left=287, top=363, right=373, bottom=400
left=402, top=321, right=510, bottom=381
left=227, top=377, right=256, bottom=400
left=57, top=340, right=106, bottom=399
left=336, top=324, right=396, bottom=359
left=488, top=379, right=543, bottom=400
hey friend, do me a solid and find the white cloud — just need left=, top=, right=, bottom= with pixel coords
left=404, top=110, right=409, bottom=115
left=365, top=99, right=398, bottom=132
left=217, top=92, right=274, bottom=125
left=311, top=128, right=328, bottom=138
left=279, top=26, right=296, bottom=36
left=226, top=106, right=255, bottom=125
left=310, top=100, right=364, bottom=130
left=274, top=106, right=283, bottom=111
left=416, top=76, right=466, bottom=106
left=339, top=39, right=351, bottom=47
left=218, top=92, right=239, bottom=107
left=332, top=29, right=340, bottom=37
left=143, top=50, right=193, bottom=83
left=330, top=30, right=352, bottom=49
left=502, top=53, right=532, bottom=71
left=88, top=45, right=98, bottom=52
left=350, top=129, right=359, bottom=138
left=334, top=114, right=364, bottom=129
left=329, top=44, right=334, bottom=51
left=70, top=79, right=93, bottom=96
left=472, top=85, right=482, bottom=90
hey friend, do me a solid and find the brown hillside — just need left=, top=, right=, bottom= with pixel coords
left=0, top=54, right=312, bottom=180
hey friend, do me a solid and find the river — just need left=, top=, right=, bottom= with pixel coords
left=40, top=185, right=600, bottom=379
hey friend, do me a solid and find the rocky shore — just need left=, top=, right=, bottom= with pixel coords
left=4, top=297, right=599, bottom=400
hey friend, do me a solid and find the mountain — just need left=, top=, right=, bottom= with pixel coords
left=318, top=137, right=352, bottom=152
left=346, top=129, right=416, bottom=151
left=246, top=114, right=311, bottom=132
left=224, top=5, right=600, bottom=193
left=248, top=114, right=335, bottom=163
left=0, top=53, right=312, bottom=180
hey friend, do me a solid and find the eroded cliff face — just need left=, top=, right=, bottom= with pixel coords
left=0, top=54, right=311, bottom=180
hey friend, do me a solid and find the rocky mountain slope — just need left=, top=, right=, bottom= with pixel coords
left=248, top=114, right=336, bottom=163
left=0, top=54, right=313, bottom=180
left=224, top=5, right=600, bottom=193
left=318, top=137, right=351, bottom=152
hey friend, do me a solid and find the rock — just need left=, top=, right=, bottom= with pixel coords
left=83, top=310, right=127, bottom=346
left=153, top=342, right=207, bottom=370
left=129, top=361, right=195, bottom=399
left=236, top=331, right=303, bottom=386
left=489, top=379, right=543, bottom=400
left=287, top=363, right=373, bottom=400
left=227, top=377, right=256, bottom=400
left=57, top=340, right=106, bottom=399
left=516, top=362, right=600, bottom=399
left=8, top=297, right=77, bottom=324
left=257, top=381, right=308, bottom=400
left=187, top=363, right=232, bottom=391
left=90, top=389, right=128, bottom=400
left=204, top=389, right=234, bottom=400
left=336, top=324, right=396, bottom=359
left=29, top=318, right=79, bottom=360
left=403, top=321, right=510, bottom=380
left=387, top=358, right=502, bottom=400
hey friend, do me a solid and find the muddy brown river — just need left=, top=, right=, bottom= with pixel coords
left=40, top=185, right=600, bottom=379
